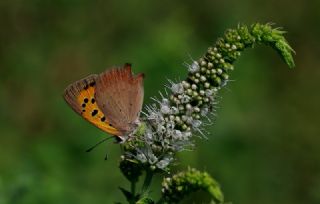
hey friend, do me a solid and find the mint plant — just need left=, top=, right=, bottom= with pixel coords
left=117, top=23, right=294, bottom=204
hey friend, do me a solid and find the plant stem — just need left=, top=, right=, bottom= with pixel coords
left=141, top=168, right=153, bottom=195
left=129, top=181, right=136, bottom=204
left=131, top=181, right=136, bottom=197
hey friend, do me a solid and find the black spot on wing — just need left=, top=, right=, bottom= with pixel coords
left=91, top=109, right=98, bottom=116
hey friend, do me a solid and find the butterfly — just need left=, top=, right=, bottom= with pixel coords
left=63, top=63, right=144, bottom=142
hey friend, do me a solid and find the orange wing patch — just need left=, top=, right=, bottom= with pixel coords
left=77, top=86, right=120, bottom=135
left=63, top=75, right=120, bottom=136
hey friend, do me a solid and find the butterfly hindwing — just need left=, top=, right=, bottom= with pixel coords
left=95, top=63, right=144, bottom=135
left=63, top=74, right=120, bottom=135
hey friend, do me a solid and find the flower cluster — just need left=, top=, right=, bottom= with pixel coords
left=121, top=23, right=295, bottom=171
left=161, top=168, right=224, bottom=203
left=115, top=23, right=294, bottom=204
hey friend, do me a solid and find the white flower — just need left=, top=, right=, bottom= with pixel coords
left=166, top=120, right=175, bottom=130
left=172, top=130, right=183, bottom=140
left=186, top=116, right=194, bottom=124
left=162, top=98, right=170, bottom=105
left=205, top=89, right=213, bottom=97
left=160, top=104, right=171, bottom=114
left=183, top=131, right=192, bottom=138
left=157, top=125, right=166, bottom=134
left=171, top=106, right=179, bottom=114
left=191, top=120, right=202, bottom=128
left=201, top=107, right=209, bottom=116
left=181, top=94, right=191, bottom=103
left=171, top=83, right=184, bottom=94
left=148, top=152, right=158, bottom=164
left=188, top=61, right=200, bottom=73
left=156, top=157, right=172, bottom=169
left=147, top=109, right=165, bottom=125
left=145, top=129, right=154, bottom=141
left=136, top=153, right=147, bottom=163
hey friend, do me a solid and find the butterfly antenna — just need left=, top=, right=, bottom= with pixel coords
left=86, top=136, right=114, bottom=153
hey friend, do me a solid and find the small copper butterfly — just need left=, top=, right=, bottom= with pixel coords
left=63, top=63, right=144, bottom=142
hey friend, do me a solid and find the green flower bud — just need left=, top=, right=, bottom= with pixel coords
left=194, top=107, right=200, bottom=113
left=204, top=82, right=210, bottom=88
left=161, top=168, right=224, bottom=204
left=213, top=77, right=221, bottom=86
left=192, top=91, right=198, bottom=97
left=222, top=73, right=229, bottom=80
left=200, top=59, right=207, bottom=66
left=200, top=75, right=207, bottom=82
left=181, top=124, right=188, bottom=130
left=186, top=88, right=193, bottom=95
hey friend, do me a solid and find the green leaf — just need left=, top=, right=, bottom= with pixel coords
left=119, top=187, right=135, bottom=203
left=136, top=197, right=154, bottom=204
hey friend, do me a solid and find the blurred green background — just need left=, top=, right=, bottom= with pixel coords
left=0, top=0, right=319, bottom=203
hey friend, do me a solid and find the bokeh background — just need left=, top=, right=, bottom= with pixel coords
left=1, top=0, right=319, bottom=203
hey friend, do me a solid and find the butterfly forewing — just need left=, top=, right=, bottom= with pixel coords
left=95, top=64, right=144, bottom=136
left=63, top=74, right=120, bottom=135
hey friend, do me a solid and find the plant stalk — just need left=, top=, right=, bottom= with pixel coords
left=140, top=168, right=153, bottom=195
left=129, top=181, right=136, bottom=204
